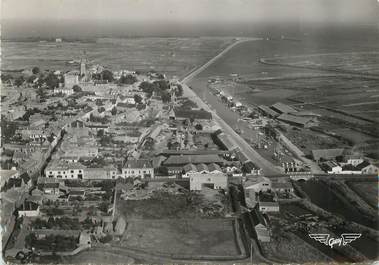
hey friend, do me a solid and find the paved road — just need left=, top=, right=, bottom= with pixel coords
left=180, top=38, right=282, bottom=175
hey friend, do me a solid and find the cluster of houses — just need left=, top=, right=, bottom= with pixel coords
left=243, top=175, right=294, bottom=243
left=312, top=149, right=379, bottom=175
left=1, top=168, right=126, bottom=257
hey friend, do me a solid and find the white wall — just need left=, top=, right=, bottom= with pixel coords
left=45, top=168, right=84, bottom=179
left=122, top=168, right=154, bottom=179
left=189, top=173, right=228, bottom=191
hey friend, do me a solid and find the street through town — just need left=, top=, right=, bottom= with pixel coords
left=180, top=38, right=282, bottom=176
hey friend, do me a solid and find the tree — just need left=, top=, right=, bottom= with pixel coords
left=195, top=124, right=203, bottom=130
left=26, top=75, right=37, bottom=83
left=1, top=74, right=13, bottom=82
left=98, top=202, right=109, bottom=213
left=98, top=106, right=105, bottom=113
left=175, top=84, right=183, bottom=97
left=1, top=119, right=17, bottom=141
left=136, top=103, right=146, bottom=110
left=153, top=80, right=169, bottom=90
left=134, top=94, right=143, bottom=104
left=161, top=91, right=171, bottom=103
left=95, top=99, right=104, bottom=106
left=118, top=74, right=137, bottom=85
left=101, top=70, right=114, bottom=82
left=72, top=85, right=82, bottom=92
left=32, top=67, right=40, bottom=75
left=100, top=135, right=112, bottom=146
left=47, top=133, right=56, bottom=143
left=97, top=129, right=105, bottom=138
left=335, top=155, right=344, bottom=163
left=14, top=76, right=25, bottom=87
left=44, top=72, right=59, bottom=89
left=139, top=81, right=154, bottom=97
left=111, top=107, right=117, bottom=115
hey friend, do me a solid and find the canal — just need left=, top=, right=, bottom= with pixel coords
left=281, top=203, right=379, bottom=261
left=280, top=204, right=351, bottom=262
left=295, top=180, right=379, bottom=260
left=297, top=180, right=377, bottom=229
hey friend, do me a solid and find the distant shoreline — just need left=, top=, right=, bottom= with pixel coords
left=2, top=36, right=252, bottom=43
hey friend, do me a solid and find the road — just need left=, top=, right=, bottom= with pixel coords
left=180, top=38, right=282, bottom=175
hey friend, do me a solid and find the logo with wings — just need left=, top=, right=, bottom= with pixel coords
left=309, top=233, right=361, bottom=248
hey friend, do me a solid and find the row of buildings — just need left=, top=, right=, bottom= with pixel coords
left=258, top=102, right=320, bottom=128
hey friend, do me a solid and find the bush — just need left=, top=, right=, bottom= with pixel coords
left=101, top=70, right=114, bottom=82
left=118, top=74, right=137, bottom=85
left=134, top=94, right=143, bottom=104
left=32, top=67, right=40, bottom=75
left=72, top=85, right=82, bottom=92
left=99, top=234, right=113, bottom=243
left=194, top=124, right=203, bottom=130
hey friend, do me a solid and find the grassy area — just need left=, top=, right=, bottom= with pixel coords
left=265, top=52, right=379, bottom=75
left=284, top=127, right=347, bottom=155
left=118, top=219, right=239, bottom=257
left=114, top=183, right=239, bottom=259
left=2, top=38, right=234, bottom=78
left=261, top=231, right=331, bottom=263
left=346, top=181, right=378, bottom=209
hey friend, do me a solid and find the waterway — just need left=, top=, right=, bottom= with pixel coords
left=295, top=180, right=379, bottom=260
left=281, top=203, right=379, bottom=261
left=297, top=180, right=377, bottom=229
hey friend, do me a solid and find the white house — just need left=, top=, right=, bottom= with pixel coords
left=345, top=156, right=364, bottom=167
left=53, top=87, right=74, bottom=96
left=18, top=201, right=40, bottom=217
left=259, top=201, right=280, bottom=213
left=251, top=209, right=270, bottom=242
left=84, top=166, right=118, bottom=180
left=324, top=161, right=342, bottom=174
left=360, top=164, right=379, bottom=175
left=122, top=159, right=154, bottom=179
left=189, top=172, right=228, bottom=191
left=244, top=175, right=272, bottom=193
left=45, top=161, right=85, bottom=179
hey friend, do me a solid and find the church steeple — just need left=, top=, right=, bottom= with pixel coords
left=80, top=51, right=88, bottom=81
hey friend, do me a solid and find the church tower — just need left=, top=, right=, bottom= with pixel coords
left=80, top=51, right=88, bottom=81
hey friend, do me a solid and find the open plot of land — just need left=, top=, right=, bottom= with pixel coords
left=244, top=76, right=379, bottom=117
left=283, top=127, right=348, bottom=155
left=346, top=181, right=378, bottom=210
left=119, top=218, right=239, bottom=257
left=263, top=52, right=379, bottom=76
left=117, top=184, right=230, bottom=219
left=2, top=37, right=233, bottom=78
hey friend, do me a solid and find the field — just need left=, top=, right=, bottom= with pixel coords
left=244, top=75, right=379, bottom=122
left=346, top=181, right=378, bottom=210
left=1, top=37, right=233, bottom=78
left=117, top=187, right=230, bottom=219
left=118, top=219, right=240, bottom=257
left=188, top=38, right=379, bottom=153
left=114, top=184, right=241, bottom=259
left=283, top=127, right=348, bottom=156
left=263, top=52, right=379, bottom=76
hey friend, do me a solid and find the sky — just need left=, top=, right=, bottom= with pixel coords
left=2, top=0, right=379, bottom=24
